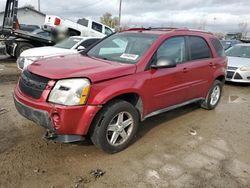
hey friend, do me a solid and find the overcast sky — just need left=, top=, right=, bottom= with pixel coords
left=1, top=0, right=250, bottom=32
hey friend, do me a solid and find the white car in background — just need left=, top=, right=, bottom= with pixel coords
left=43, top=16, right=114, bottom=38
left=226, top=43, right=250, bottom=83
left=17, top=36, right=101, bottom=70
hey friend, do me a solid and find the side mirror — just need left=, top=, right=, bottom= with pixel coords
left=77, top=45, right=85, bottom=51
left=151, top=57, right=176, bottom=69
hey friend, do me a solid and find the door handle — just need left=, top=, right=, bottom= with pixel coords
left=209, top=62, right=214, bottom=67
left=209, top=62, right=216, bottom=68
left=183, top=67, right=189, bottom=73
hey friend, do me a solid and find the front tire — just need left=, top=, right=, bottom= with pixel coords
left=15, top=42, right=34, bottom=58
left=90, top=100, right=139, bottom=154
left=201, top=80, right=223, bottom=110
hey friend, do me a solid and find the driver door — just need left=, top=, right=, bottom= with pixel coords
left=145, top=36, right=190, bottom=113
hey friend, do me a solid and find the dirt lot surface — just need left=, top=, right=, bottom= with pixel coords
left=0, top=57, right=250, bottom=188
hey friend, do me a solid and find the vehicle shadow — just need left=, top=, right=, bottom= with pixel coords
left=76, top=103, right=201, bottom=147
left=135, top=103, right=201, bottom=142
left=225, top=81, right=250, bottom=87
left=0, top=55, right=16, bottom=63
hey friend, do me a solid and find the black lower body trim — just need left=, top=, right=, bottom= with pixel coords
left=44, top=130, right=85, bottom=143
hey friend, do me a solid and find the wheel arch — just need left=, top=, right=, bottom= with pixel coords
left=102, top=92, right=144, bottom=121
left=215, top=75, right=225, bottom=83
left=68, top=28, right=81, bottom=36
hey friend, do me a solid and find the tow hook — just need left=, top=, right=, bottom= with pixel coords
left=43, top=129, right=57, bottom=140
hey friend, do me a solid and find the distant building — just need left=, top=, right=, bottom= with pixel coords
left=0, top=6, right=46, bottom=27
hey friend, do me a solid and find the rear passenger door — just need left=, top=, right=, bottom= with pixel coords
left=184, top=36, right=214, bottom=99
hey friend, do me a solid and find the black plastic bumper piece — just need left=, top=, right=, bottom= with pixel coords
left=14, top=95, right=54, bottom=131
left=44, top=130, right=85, bottom=143
left=14, top=96, right=85, bottom=143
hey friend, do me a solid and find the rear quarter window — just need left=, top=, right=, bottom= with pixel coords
left=211, top=38, right=225, bottom=57
left=188, top=36, right=212, bottom=60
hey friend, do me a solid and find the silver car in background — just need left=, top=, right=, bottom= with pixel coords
left=225, top=44, right=250, bottom=83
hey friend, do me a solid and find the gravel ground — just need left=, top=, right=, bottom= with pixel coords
left=0, top=58, right=250, bottom=188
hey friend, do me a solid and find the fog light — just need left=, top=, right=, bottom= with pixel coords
left=52, top=113, right=60, bottom=129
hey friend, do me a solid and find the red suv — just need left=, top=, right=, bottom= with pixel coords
left=14, top=28, right=227, bottom=153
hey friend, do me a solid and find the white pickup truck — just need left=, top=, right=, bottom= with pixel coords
left=43, top=16, right=114, bottom=38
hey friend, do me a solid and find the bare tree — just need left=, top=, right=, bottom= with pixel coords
left=214, top=32, right=225, bottom=40
left=197, top=18, right=207, bottom=30
left=238, top=22, right=248, bottom=37
left=100, top=12, right=119, bottom=29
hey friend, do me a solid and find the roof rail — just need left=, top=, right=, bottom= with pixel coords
left=124, top=27, right=213, bottom=35
left=147, top=27, right=178, bottom=30
left=125, top=28, right=148, bottom=31
left=125, top=27, right=178, bottom=32
left=186, top=29, right=213, bottom=35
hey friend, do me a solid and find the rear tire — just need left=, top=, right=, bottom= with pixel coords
left=90, top=100, right=139, bottom=154
left=201, top=80, right=223, bottom=110
left=68, top=30, right=79, bottom=37
left=15, top=42, right=34, bottom=58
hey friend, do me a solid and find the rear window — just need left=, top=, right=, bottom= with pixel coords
left=105, top=27, right=113, bottom=35
left=77, top=18, right=89, bottom=27
left=79, top=39, right=100, bottom=48
left=189, top=36, right=212, bottom=60
left=54, top=37, right=81, bottom=49
left=211, top=38, right=225, bottom=57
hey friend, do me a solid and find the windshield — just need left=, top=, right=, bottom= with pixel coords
left=87, top=33, right=159, bottom=64
left=226, top=45, right=250, bottom=58
left=55, top=37, right=82, bottom=49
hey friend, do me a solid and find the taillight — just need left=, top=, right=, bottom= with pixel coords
left=54, top=18, right=61, bottom=26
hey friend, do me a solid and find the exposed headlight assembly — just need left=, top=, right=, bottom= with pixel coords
left=240, top=66, right=250, bottom=71
left=48, top=79, right=90, bottom=106
left=17, top=56, right=44, bottom=70
left=17, top=56, right=25, bottom=69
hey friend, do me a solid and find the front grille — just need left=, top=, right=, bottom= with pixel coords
left=226, top=71, right=234, bottom=79
left=234, top=73, right=243, bottom=80
left=19, top=70, right=49, bottom=99
left=227, top=66, right=238, bottom=71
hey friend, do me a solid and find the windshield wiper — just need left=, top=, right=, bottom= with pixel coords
left=95, top=56, right=112, bottom=61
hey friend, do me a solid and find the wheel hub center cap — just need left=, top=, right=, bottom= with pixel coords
left=117, top=126, right=123, bottom=132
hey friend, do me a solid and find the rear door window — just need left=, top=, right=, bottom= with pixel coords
left=92, top=22, right=103, bottom=33
left=211, top=38, right=225, bottom=57
left=188, top=36, right=212, bottom=60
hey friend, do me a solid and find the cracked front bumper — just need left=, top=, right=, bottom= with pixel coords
left=14, top=85, right=102, bottom=139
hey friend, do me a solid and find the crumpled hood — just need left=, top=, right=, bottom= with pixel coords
left=20, top=46, right=76, bottom=57
left=28, top=54, right=137, bottom=83
left=227, top=56, right=250, bottom=67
